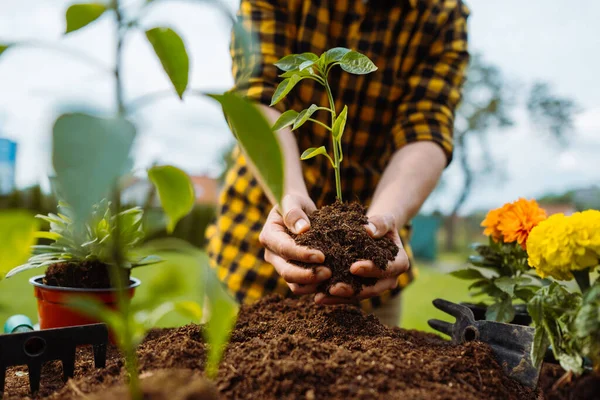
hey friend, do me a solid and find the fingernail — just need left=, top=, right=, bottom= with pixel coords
left=309, top=254, right=322, bottom=263
left=295, top=219, right=308, bottom=233
left=339, top=286, right=353, bottom=297
left=353, top=266, right=366, bottom=275
left=316, top=267, right=330, bottom=281
left=368, top=222, right=377, bottom=236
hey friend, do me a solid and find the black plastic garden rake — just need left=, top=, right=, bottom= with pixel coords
left=0, top=323, right=108, bottom=398
left=427, top=298, right=541, bottom=389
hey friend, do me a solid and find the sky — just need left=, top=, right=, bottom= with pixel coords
left=0, top=0, right=598, bottom=215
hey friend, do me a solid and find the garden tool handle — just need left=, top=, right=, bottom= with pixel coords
left=3, top=315, right=34, bottom=334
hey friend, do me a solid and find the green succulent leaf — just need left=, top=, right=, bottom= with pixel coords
left=145, top=27, right=190, bottom=99
left=293, top=104, right=319, bottom=130
left=0, top=211, right=39, bottom=280
left=65, top=3, right=107, bottom=34
left=52, top=113, right=135, bottom=223
left=274, top=52, right=318, bottom=71
left=485, top=296, right=514, bottom=323
left=450, top=268, right=485, bottom=280
left=208, top=91, right=285, bottom=206
left=271, top=75, right=302, bottom=106
left=332, top=105, right=348, bottom=140
left=147, top=165, right=195, bottom=234
left=300, top=146, right=329, bottom=161
left=272, top=110, right=299, bottom=131
left=339, top=51, right=378, bottom=75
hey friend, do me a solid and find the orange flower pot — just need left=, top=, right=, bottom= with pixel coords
left=30, top=275, right=141, bottom=341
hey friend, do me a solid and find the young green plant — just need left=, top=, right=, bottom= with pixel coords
left=269, top=48, right=378, bottom=201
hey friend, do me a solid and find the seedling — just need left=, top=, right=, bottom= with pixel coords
left=270, top=48, right=378, bottom=201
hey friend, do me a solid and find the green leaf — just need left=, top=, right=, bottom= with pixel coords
left=0, top=210, right=39, bottom=280
left=468, top=279, right=491, bottom=290
left=332, top=105, right=348, bottom=140
left=131, top=254, right=162, bottom=267
left=292, top=104, right=319, bottom=130
left=450, top=268, right=485, bottom=280
left=65, top=3, right=107, bottom=34
left=299, top=60, right=316, bottom=71
left=145, top=27, right=190, bottom=99
left=173, top=300, right=203, bottom=322
left=486, top=296, right=515, bottom=323
left=274, top=53, right=318, bottom=71
left=52, top=113, right=135, bottom=222
left=271, top=75, right=301, bottom=106
left=0, top=44, right=11, bottom=57
left=321, top=47, right=351, bottom=67
left=557, top=354, right=584, bottom=374
left=272, top=110, right=299, bottom=131
left=339, top=51, right=378, bottom=75
left=531, top=325, right=551, bottom=368
left=300, top=146, right=328, bottom=161
left=204, top=269, right=238, bottom=378
left=66, top=296, right=124, bottom=338
left=494, top=277, right=517, bottom=296
left=147, top=165, right=195, bottom=234
left=208, top=92, right=285, bottom=206
left=279, top=68, right=317, bottom=79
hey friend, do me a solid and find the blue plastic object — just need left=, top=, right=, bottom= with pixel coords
left=3, top=314, right=34, bottom=334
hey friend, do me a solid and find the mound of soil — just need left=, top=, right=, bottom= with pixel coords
left=290, top=201, right=399, bottom=294
left=4, top=295, right=542, bottom=400
left=539, top=363, right=600, bottom=400
left=43, top=261, right=129, bottom=289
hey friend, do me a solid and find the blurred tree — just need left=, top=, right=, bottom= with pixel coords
left=443, top=53, right=580, bottom=251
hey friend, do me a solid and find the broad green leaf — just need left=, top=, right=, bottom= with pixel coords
left=148, top=165, right=195, bottom=234
left=321, top=47, right=351, bottom=67
left=299, top=60, right=316, bottom=71
left=274, top=52, right=318, bottom=71
left=468, top=279, right=491, bottom=290
left=280, top=68, right=316, bottom=79
left=65, top=3, right=107, bottom=34
left=52, top=113, right=135, bottom=223
left=486, top=296, right=514, bottom=323
left=272, top=110, right=299, bottom=131
left=271, top=75, right=301, bottom=106
left=292, top=104, right=319, bottom=130
left=332, top=105, right=348, bottom=140
left=208, top=92, right=285, bottom=206
left=204, top=269, right=238, bottom=378
left=0, top=211, right=38, bottom=280
left=450, top=268, right=485, bottom=280
left=300, top=146, right=328, bottom=161
left=531, top=325, right=551, bottom=367
left=557, top=353, right=584, bottom=374
left=131, top=254, right=162, bottom=267
left=339, top=51, right=378, bottom=75
left=494, top=277, right=517, bottom=296
left=145, top=27, right=190, bottom=99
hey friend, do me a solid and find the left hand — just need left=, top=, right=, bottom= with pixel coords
left=314, top=213, right=410, bottom=305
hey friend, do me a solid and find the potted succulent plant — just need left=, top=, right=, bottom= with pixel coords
left=450, top=198, right=549, bottom=324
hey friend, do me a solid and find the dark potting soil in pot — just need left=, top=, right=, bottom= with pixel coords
left=4, top=295, right=541, bottom=400
left=289, top=201, right=399, bottom=295
left=43, top=261, right=129, bottom=289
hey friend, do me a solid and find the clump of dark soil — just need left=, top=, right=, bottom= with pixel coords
left=289, top=201, right=399, bottom=294
left=43, top=261, right=129, bottom=289
left=4, top=295, right=541, bottom=400
left=539, top=363, right=600, bottom=400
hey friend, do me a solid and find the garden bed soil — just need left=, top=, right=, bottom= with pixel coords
left=43, top=261, right=129, bottom=289
left=290, top=201, right=399, bottom=294
left=3, top=294, right=595, bottom=400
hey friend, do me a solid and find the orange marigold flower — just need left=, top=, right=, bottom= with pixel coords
left=482, top=198, right=547, bottom=249
left=481, top=203, right=512, bottom=241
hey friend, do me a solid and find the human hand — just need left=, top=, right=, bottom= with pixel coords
left=314, top=213, right=410, bottom=305
left=259, top=194, right=331, bottom=295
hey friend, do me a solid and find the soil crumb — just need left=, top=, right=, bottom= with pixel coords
left=290, top=201, right=399, bottom=294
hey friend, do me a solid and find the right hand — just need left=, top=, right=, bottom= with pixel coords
left=259, top=194, right=330, bottom=295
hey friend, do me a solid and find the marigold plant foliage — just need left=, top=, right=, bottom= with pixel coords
left=481, top=197, right=547, bottom=250
left=526, top=210, right=600, bottom=281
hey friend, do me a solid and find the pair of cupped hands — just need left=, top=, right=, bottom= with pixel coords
left=259, top=194, right=411, bottom=305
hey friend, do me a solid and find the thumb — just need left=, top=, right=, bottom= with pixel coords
left=282, top=194, right=315, bottom=234
left=366, top=214, right=395, bottom=238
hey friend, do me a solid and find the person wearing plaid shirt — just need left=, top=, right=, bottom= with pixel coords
left=206, top=0, right=470, bottom=326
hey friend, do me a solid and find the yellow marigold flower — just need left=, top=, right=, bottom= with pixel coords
left=526, top=210, right=600, bottom=280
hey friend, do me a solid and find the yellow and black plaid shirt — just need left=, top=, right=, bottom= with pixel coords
left=206, top=0, right=470, bottom=312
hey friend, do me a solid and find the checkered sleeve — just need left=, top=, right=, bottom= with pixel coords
left=229, top=0, right=292, bottom=113
left=391, top=2, right=470, bottom=166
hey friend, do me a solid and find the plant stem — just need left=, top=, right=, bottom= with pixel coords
left=114, top=0, right=125, bottom=115
left=573, top=269, right=591, bottom=294
left=308, top=118, right=332, bottom=131
left=324, top=81, right=342, bottom=201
